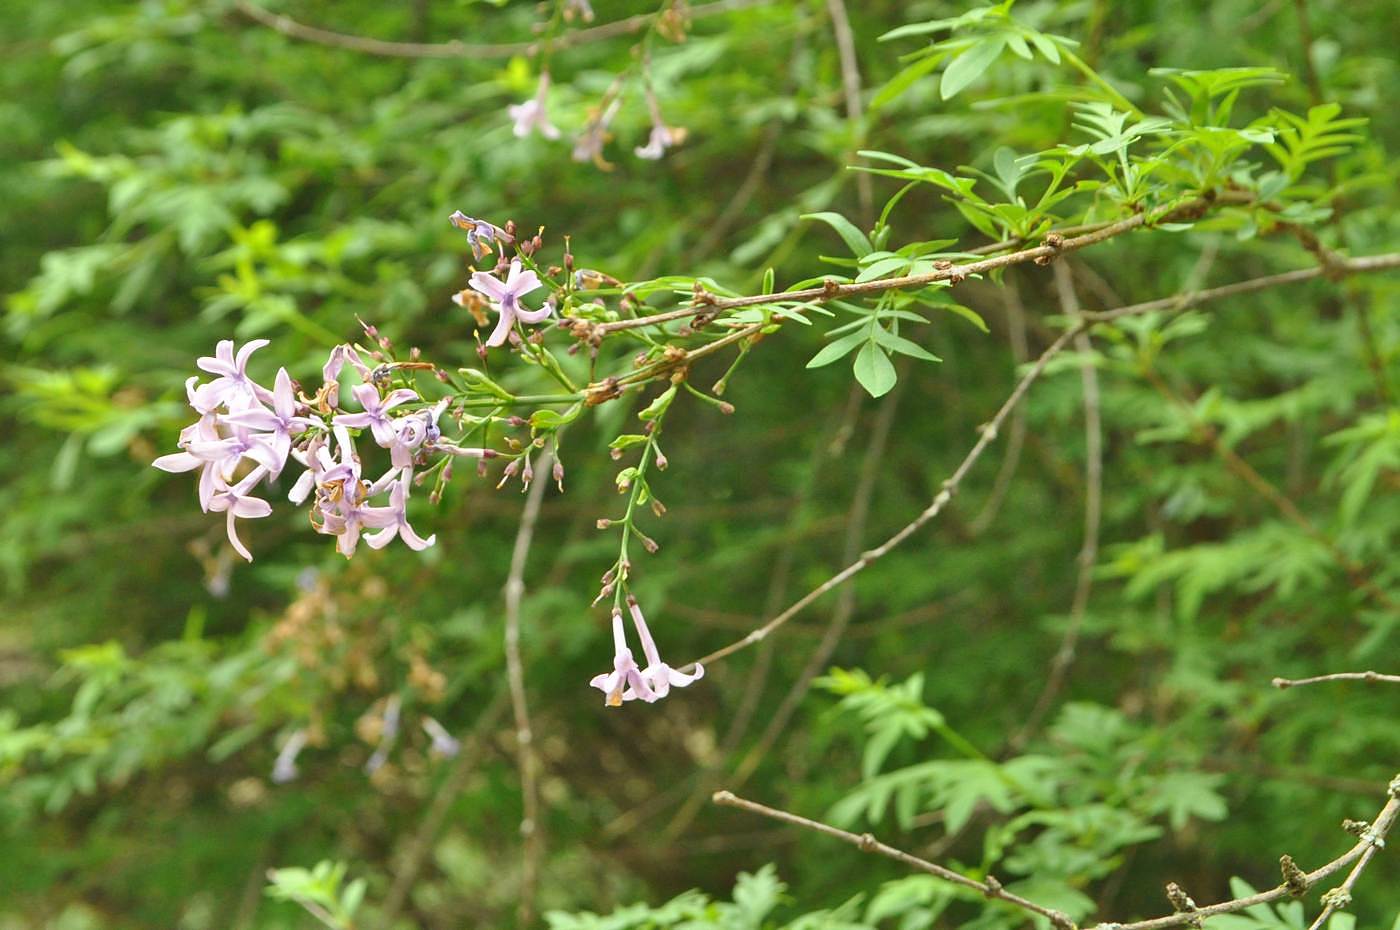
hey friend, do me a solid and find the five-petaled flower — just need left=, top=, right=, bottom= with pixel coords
left=224, top=368, right=319, bottom=476
left=195, top=339, right=275, bottom=411
left=333, top=383, right=419, bottom=446
left=469, top=258, right=549, bottom=347
left=363, top=472, right=436, bottom=551
left=508, top=73, right=562, bottom=140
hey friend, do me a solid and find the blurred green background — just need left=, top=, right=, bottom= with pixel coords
left=2, top=1, right=1398, bottom=928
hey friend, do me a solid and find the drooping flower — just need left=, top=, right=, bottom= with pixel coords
left=421, top=717, right=461, bottom=757
left=271, top=729, right=308, bottom=784
left=627, top=595, right=704, bottom=698
left=589, top=608, right=654, bottom=706
left=563, top=0, right=594, bottom=22
left=449, top=211, right=514, bottom=260
left=635, top=90, right=686, bottom=160
left=224, top=368, right=319, bottom=476
left=333, top=383, right=419, bottom=446
left=469, top=258, right=548, bottom=347
left=365, top=695, right=401, bottom=775
left=572, top=97, right=621, bottom=169
left=206, top=467, right=273, bottom=562
left=194, top=339, right=275, bottom=411
left=363, top=472, right=436, bottom=551
left=322, top=344, right=372, bottom=408
left=508, top=73, right=562, bottom=140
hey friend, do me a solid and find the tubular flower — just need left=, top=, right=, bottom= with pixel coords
left=589, top=596, right=702, bottom=706
left=508, top=73, right=561, bottom=140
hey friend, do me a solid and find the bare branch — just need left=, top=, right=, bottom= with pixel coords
left=682, top=253, right=1400, bottom=670
left=1273, top=671, right=1400, bottom=688
left=504, top=450, right=554, bottom=927
left=232, top=0, right=772, bottom=59
left=823, top=0, right=872, bottom=225
left=711, top=790, right=1075, bottom=929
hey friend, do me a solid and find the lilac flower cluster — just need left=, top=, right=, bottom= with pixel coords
left=153, top=339, right=488, bottom=561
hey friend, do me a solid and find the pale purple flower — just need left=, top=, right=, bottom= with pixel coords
left=207, top=467, right=272, bottom=562
left=365, top=695, right=401, bottom=775
left=572, top=97, right=620, bottom=167
left=333, top=383, right=419, bottom=446
left=363, top=473, right=436, bottom=551
left=153, top=412, right=224, bottom=511
left=627, top=595, right=704, bottom=698
left=421, top=717, right=460, bottom=757
left=469, top=258, right=548, bottom=347
left=589, top=608, right=654, bottom=706
left=635, top=91, right=685, bottom=160
left=186, top=428, right=284, bottom=499
left=223, top=368, right=319, bottom=476
left=563, top=0, right=594, bottom=21
left=386, top=399, right=448, bottom=469
left=323, top=344, right=372, bottom=408
left=508, top=73, right=562, bottom=140
left=194, top=339, right=275, bottom=411
left=449, top=211, right=514, bottom=260
left=271, top=729, right=308, bottom=784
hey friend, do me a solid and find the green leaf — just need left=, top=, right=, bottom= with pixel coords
left=941, top=36, right=1006, bottom=99
left=871, top=328, right=941, bottom=362
left=802, top=212, right=873, bottom=257
left=853, top=342, right=898, bottom=397
left=807, top=329, right=869, bottom=368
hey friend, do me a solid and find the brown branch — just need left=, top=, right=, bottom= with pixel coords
left=503, top=449, right=553, bottom=927
left=601, top=196, right=1224, bottom=335
left=715, top=777, right=1400, bottom=930
left=232, top=0, right=771, bottom=59
left=682, top=252, right=1400, bottom=671
left=712, top=790, right=1076, bottom=928
left=1273, top=671, right=1400, bottom=688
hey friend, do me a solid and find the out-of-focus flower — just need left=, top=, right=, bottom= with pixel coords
left=469, top=258, right=549, bottom=347
left=421, top=717, right=461, bottom=757
left=572, top=97, right=621, bottom=169
left=271, top=729, right=308, bottom=784
left=365, top=695, right=402, bottom=775
left=449, top=211, right=514, bottom=260
left=508, top=73, right=562, bottom=140
left=635, top=89, right=686, bottom=160
left=563, top=0, right=594, bottom=22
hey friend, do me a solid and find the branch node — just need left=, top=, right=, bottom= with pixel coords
left=1280, top=854, right=1310, bottom=897
left=1342, top=819, right=1369, bottom=838
left=983, top=874, right=1003, bottom=897
left=857, top=832, right=879, bottom=852
left=1320, top=887, right=1352, bottom=911
left=822, top=277, right=842, bottom=298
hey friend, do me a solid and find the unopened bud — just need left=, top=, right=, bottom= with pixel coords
left=553, top=459, right=564, bottom=491
left=654, top=449, right=668, bottom=470
left=651, top=498, right=667, bottom=517
left=508, top=416, right=528, bottom=427
left=596, top=518, right=612, bottom=529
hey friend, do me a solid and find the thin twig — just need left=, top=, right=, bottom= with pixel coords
left=1273, top=671, right=1400, bottom=688
left=601, top=196, right=1225, bottom=335
left=503, top=450, right=554, bottom=927
left=715, top=779, right=1400, bottom=930
left=1008, top=262, right=1103, bottom=750
left=712, top=790, right=1075, bottom=929
left=232, top=0, right=771, bottom=59
left=683, top=253, right=1400, bottom=670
